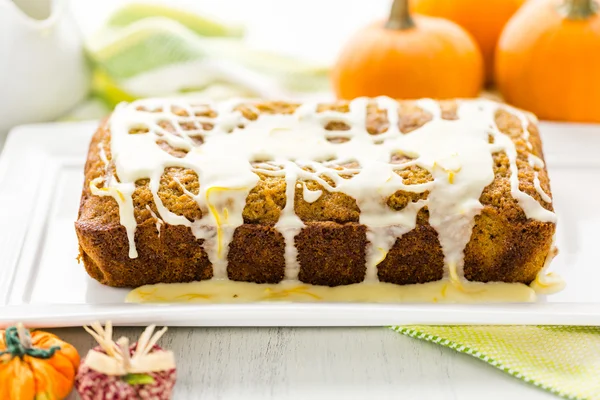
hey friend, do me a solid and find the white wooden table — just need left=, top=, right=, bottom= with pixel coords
left=53, top=327, right=556, bottom=399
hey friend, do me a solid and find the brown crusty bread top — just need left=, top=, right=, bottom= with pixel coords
left=77, top=100, right=553, bottom=230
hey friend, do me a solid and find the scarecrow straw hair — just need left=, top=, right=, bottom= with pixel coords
left=82, top=321, right=174, bottom=376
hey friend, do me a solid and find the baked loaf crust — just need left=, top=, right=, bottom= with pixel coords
left=76, top=99, right=555, bottom=288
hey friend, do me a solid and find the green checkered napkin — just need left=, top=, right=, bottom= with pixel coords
left=392, top=325, right=600, bottom=400
left=68, top=2, right=329, bottom=119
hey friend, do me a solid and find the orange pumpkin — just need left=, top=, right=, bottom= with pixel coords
left=0, top=324, right=80, bottom=400
left=496, top=0, right=600, bottom=122
left=411, top=0, right=525, bottom=83
left=332, top=0, right=483, bottom=100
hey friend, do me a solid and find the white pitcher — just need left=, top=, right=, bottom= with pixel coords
left=0, top=0, right=90, bottom=140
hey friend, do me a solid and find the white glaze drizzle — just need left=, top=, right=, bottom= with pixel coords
left=91, top=143, right=138, bottom=258
left=277, top=163, right=304, bottom=281
left=521, top=114, right=534, bottom=151
left=145, top=205, right=164, bottom=237
left=530, top=236, right=564, bottom=294
left=301, top=182, right=323, bottom=204
left=98, top=96, right=557, bottom=287
left=489, top=106, right=557, bottom=224
left=529, top=154, right=552, bottom=203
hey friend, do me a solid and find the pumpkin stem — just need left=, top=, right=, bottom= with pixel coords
left=557, top=0, right=598, bottom=19
left=0, top=325, right=60, bottom=359
left=386, top=0, right=415, bottom=30
left=16, top=323, right=32, bottom=349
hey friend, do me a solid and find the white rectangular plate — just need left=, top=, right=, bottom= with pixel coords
left=0, top=121, right=599, bottom=327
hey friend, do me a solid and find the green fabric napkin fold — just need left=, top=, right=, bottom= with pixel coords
left=392, top=325, right=600, bottom=400
left=73, top=1, right=329, bottom=120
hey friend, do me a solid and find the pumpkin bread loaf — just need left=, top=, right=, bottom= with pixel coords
left=75, top=98, right=555, bottom=288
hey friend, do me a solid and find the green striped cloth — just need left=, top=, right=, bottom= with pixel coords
left=392, top=325, right=600, bottom=400
left=70, top=3, right=598, bottom=399
left=69, top=2, right=330, bottom=119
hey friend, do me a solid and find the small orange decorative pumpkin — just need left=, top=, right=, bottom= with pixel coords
left=332, top=0, right=483, bottom=100
left=411, top=0, right=525, bottom=83
left=496, top=0, right=600, bottom=122
left=0, top=324, right=80, bottom=400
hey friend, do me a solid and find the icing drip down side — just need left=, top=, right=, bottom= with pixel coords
left=92, top=97, right=558, bottom=290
